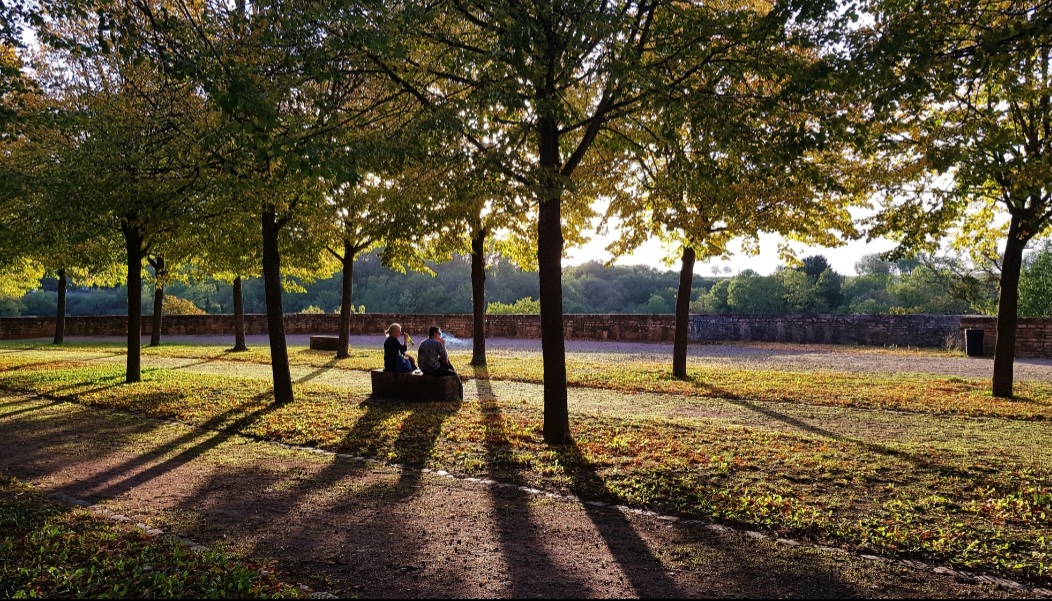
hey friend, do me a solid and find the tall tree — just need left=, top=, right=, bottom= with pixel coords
left=861, top=0, right=1052, bottom=396
left=111, top=0, right=409, bottom=403
left=405, top=0, right=855, bottom=440
left=35, top=12, right=214, bottom=382
left=146, top=255, right=168, bottom=346
left=404, top=143, right=536, bottom=367
left=1020, top=240, right=1052, bottom=317
left=604, top=24, right=861, bottom=377
left=191, top=189, right=263, bottom=352
left=394, top=0, right=712, bottom=442
left=320, top=170, right=427, bottom=360
left=0, top=33, right=128, bottom=342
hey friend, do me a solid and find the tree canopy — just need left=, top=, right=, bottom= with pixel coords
left=6, top=0, right=1050, bottom=438
left=858, top=0, right=1052, bottom=396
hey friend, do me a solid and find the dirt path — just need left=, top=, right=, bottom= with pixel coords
left=0, top=394, right=1039, bottom=598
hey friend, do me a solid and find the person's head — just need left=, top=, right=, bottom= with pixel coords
left=428, top=326, right=441, bottom=339
left=386, top=323, right=402, bottom=337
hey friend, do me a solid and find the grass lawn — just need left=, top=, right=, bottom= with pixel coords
left=0, top=474, right=301, bottom=598
left=0, top=340, right=1049, bottom=586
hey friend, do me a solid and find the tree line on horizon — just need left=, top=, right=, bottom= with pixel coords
left=1, top=1, right=1050, bottom=441
left=9, top=247, right=1052, bottom=319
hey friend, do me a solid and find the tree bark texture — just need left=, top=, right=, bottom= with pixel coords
left=233, top=276, right=246, bottom=351
left=150, top=256, right=165, bottom=347
left=337, top=241, right=356, bottom=359
left=992, top=217, right=1028, bottom=398
left=121, top=222, right=144, bottom=383
left=673, top=246, right=695, bottom=378
left=53, top=268, right=66, bottom=344
left=470, top=227, right=487, bottom=367
left=538, top=115, right=570, bottom=443
left=262, top=207, right=294, bottom=404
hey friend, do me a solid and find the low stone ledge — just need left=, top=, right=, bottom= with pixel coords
left=309, top=336, right=340, bottom=351
left=370, top=369, right=461, bottom=402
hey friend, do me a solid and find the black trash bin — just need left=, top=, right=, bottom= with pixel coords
left=965, top=328, right=985, bottom=357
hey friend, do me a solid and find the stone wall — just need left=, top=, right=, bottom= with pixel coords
left=3, top=313, right=1051, bottom=358
left=959, top=316, right=1052, bottom=359
left=688, top=314, right=964, bottom=348
left=0, top=313, right=675, bottom=343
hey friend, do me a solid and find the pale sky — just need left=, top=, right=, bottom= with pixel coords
left=565, top=229, right=900, bottom=277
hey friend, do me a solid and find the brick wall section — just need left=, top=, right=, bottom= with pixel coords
left=0, top=314, right=467, bottom=340
left=689, top=314, right=964, bottom=348
left=0, top=313, right=674, bottom=342
left=3, top=313, right=1051, bottom=357
left=959, top=316, right=1052, bottom=359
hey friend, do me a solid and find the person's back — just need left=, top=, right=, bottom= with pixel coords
left=417, top=337, right=446, bottom=374
left=418, top=326, right=467, bottom=398
left=383, top=323, right=416, bottom=373
left=384, top=335, right=404, bottom=372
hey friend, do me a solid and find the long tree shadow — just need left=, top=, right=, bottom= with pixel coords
left=550, top=439, right=684, bottom=597
left=167, top=358, right=224, bottom=371
left=475, top=367, right=592, bottom=597
left=0, top=396, right=45, bottom=409
left=181, top=387, right=463, bottom=525
left=335, top=389, right=461, bottom=498
left=295, top=359, right=339, bottom=385
left=681, top=376, right=997, bottom=483
left=720, top=396, right=999, bottom=483
left=23, top=379, right=126, bottom=400
left=169, top=390, right=462, bottom=595
left=0, top=400, right=60, bottom=420
left=0, top=400, right=167, bottom=488
left=0, top=360, right=82, bottom=373
left=391, top=401, right=459, bottom=493
left=55, top=398, right=278, bottom=502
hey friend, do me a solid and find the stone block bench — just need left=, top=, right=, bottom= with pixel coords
left=309, top=336, right=340, bottom=351
left=370, top=369, right=462, bottom=402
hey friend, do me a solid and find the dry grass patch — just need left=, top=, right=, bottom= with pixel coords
left=0, top=474, right=301, bottom=598
left=0, top=352, right=1050, bottom=584
left=8, top=341, right=1051, bottom=421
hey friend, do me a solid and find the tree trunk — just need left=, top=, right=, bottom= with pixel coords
left=470, top=227, right=487, bottom=367
left=232, top=275, right=246, bottom=351
left=992, top=218, right=1028, bottom=398
left=262, top=207, right=294, bottom=404
left=150, top=256, right=165, bottom=347
left=121, top=222, right=143, bottom=383
left=337, top=241, right=356, bottom=359
left=53, top=268, right=66, bottom=344
left=673, top=246, right=695, bottom=378
left=538, top=115, right=569, bottom=443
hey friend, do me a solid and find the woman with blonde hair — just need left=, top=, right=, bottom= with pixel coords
left=383, top=323, right=417, bottom=373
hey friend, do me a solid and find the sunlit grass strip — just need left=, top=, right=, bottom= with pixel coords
left=0, top=364, right=1049, bottom=583
left=0, top=475, right=302, bottom=599
left=4, top=343, right=1051, bottom=421
left=560, top=363, right=1052, bottom=421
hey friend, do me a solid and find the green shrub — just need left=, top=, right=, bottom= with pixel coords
left=487, top=297, right=541, bottom=314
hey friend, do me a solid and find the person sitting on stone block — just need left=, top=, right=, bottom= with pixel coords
left=383, top=323, right=417, bottom=373
left=417, top=326, right=468, bottom=394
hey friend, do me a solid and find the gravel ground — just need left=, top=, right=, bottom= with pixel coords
left=0, top=394, right=1033, bottom=598
left=5, top=337, right=1051, bottom=596
left=47, top=334, right=1052, bottom=382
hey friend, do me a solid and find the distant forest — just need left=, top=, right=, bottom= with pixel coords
left=8, top=244, right=1052, bottom=319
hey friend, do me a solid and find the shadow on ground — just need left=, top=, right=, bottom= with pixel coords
left=0, top=391, right=1014, bottom=598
